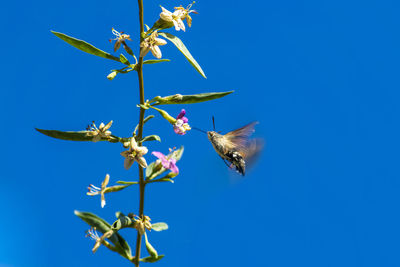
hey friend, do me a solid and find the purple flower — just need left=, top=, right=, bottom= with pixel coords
left=152, top=151, right=179, bottom=174
left=173, top=109, right=191, bottom=135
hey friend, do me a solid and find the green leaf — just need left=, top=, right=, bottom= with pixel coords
left=149, top=178, right=175, bottom=184
left=74, top=211, right=132, bottom=257
left=151, top=91, right=234, bottom=105
left=143, top=59, right=170, bottom=65
left=111, top=215, right=136, bottom=231
left=151, top=222, right=169, bottom=232
left=117, top=181, right=139, bottom=185
left=143, top=115, right=155, bottom=124
left=158, top=32, right=206, bottom=78
left=142, top=135, right=161, bottom=142
left=119, top=54, right=130, bottom=65
left=104, top=184, right=131, bottom=193
left=140, top=255, right=165, bottom=263
left=35, top=128, right=120, bottom=143
left=51, top=31, right=120, bottom=62
left=144, top=233, right=158, bottom=258
left=123, top=44, right=135, bottom=57
left=146, top=146, right=184, bottom=180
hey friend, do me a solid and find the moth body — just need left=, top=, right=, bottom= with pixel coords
left=207, top=131, right=246, bottom=175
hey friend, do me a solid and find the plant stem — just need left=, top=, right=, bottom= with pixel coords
left=134, top=0, right=145, bottom=266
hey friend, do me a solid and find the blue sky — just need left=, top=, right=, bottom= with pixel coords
left=2, top=0, right=400, bottom=266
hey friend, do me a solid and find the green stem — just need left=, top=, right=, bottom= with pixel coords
left=134, top=0, right=145, bottom=266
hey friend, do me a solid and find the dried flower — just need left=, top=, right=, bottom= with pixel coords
left=134, top=215, right=152, bottom=235
left=152, top=151, right=179, bottom=174
left=173, top=109, right=191, bottom=135
left=120, top=138, right=148, bottom=169
left=159, top=2, right=197, bottom=31
left=140, top=31, right=167, bottom=59
left=86, top=227, right=114, bottom=253
left=110, top=28, right=131, bottom=52
left=87, top=174, right=110, bottom=208
left=86, top=120, right=113, bottom=142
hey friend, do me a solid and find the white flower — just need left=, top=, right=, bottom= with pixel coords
left=86, top=120, right=113, bottom=142
left=87, top=174, right=110, bottom=208
left=140, top=31, right=167, bottom=59
left=160, top=6, right=186, bottom=31
left=110, top=28, right=131, bottom=52
left=86, top=227, right=114, bottom=253
left=120, top=138, right=148, bottom=169
left=159, top=3, right=198, bottom=31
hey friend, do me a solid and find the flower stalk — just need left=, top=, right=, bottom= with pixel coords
left=135, top=0, right=146, bottom=265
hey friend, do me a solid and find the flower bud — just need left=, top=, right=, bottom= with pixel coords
left=107, top=71, right=117, bottom=80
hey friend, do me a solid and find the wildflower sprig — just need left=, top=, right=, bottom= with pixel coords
left=38, top=1, right=236, bottom=266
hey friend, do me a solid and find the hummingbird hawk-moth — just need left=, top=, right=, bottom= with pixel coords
left=206, top=119, right=263, bottom=176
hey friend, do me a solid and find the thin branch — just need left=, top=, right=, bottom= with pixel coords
left=134, top=0, right=146, bottom=266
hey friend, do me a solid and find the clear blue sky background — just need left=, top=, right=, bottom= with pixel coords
left=2, top=0, right=400, bottom=266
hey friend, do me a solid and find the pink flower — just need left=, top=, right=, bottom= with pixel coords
left=173, top=109, right=191, bottom=135
left=151, top=151, right=179, bottom=174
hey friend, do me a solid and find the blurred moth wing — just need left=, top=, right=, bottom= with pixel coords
left=207, top=122, right=263, bottom=176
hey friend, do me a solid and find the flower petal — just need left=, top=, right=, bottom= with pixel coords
left=172, top=20, right=181, bottom=31
left=103, top=120, right=113, bottom=131
left=176, top=109, right=186, bottom=119
left=136, top=146, right=148, bottom=156
left=154, top=38, right=167, bottom=46
left=136, top=156, right=148, bottom=168
left=160, top=8, right=173, bottom=21
left=140, top=45, right=151, bottom=58
left=102, top=174, right=110, bottom=189
left=114, top=40, right=122, bottom=52
left=152, top=151, right=166, bottom=161
left=169, top=162, right=179, bottom=174
left=120, top=150, right=129, bottom=158
left=124, top=158, right=134, bottom=170
left=176, top=18, right=186, bottom=32
left=101, top=194, right=106, bottom=208
left=130, top=138, right=139, bottom=150
left=151, top=45, right=162, bottom=59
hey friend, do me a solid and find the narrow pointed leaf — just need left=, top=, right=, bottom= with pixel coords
left=144, top=233, right=158, bottom=258
left=158, top=32, right=206, bottom=78
left=119, top=54, right=130, bottom=65
left=117, top=181, right=139, bottom=185
left=143, top=59, right=170, bottom=64
left=151, top=222, right=169, bottom=232
left=151, top=91, right=234, bottom=105
left=149, top=178, right=174, bottom=184
left=141, top=135, right=161, bottom=142
left=35, top=128, right=120, bottom=143
left=140, top=255, right=165, bottom=263
left=123, top=44, right=135, bottom=57
left=51, top=31, right=120, bottom=62
left=104, top=184, right=131, bottom=193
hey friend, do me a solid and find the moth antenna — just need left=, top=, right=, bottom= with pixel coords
left=192, top=126, right=207, bottom=134
left=212, top=116, right=216, bottom=131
